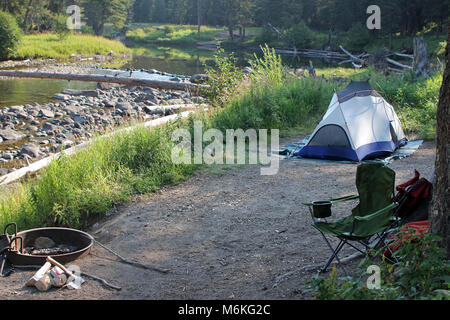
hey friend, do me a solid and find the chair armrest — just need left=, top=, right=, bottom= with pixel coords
left=330, top=194, right=359, bottom=203
left=353, top=203, right=398, bottom=222
left=302, top=194, right=358, bottom=206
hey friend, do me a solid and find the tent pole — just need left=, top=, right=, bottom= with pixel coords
left=335, top=89, right=361, bottom=162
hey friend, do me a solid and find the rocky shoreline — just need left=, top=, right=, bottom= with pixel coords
left=0, top=63, right=208, bottom=177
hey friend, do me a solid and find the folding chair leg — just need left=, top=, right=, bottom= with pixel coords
left=319, top=234, right=349, bottom=276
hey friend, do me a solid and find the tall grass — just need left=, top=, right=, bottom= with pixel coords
left=12, top=33, right=132, bottom=60
left=211, top=78, right=336, bottom=134
left=0, top=122, right=194, bottom=231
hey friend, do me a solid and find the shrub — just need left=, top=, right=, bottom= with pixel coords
left=0, top=11, right=22, bottom=60
left=343, top=22, right=371, bottom=51
left=204, top=46, right=243, bottom=106
left=249, top=44, right=285, bottom=87
left=52, top=14, right=71, bottom=41
left=286, top=21, right=320, bottom=49
left=255, top=26, right=279, bottom=46
left=309, top=230, right=450, bottom=300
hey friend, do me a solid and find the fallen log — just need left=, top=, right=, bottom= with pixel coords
left=0, top=70, right=209, bottom=92
left=338, top=59, right=353, bottom=65
left=386, top=57, right=413, bottom=69
left=393, top=52, right=414, bottom=60
left=339, top=45, right=365, bottom=64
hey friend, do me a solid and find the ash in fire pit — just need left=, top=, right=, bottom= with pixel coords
left=22, top=237, right=77, bottom=256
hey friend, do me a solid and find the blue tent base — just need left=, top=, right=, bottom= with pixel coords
left=271, top=139, right=423, bottom=164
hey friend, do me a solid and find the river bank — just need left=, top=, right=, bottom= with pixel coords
left=0, top=62, right=208, bottom=177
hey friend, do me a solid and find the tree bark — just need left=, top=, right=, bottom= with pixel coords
left=413, top=36, right=430, bottom=78
left=197, top=0, right=201, bottom=36
left=430, top=23, right=450, bottom=259
left=23, top=0, right=34, bottom=29
left=228, top=26, right=234, bottom=40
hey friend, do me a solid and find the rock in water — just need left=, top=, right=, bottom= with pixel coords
left=20, top=144, right=40, bottom=158
left=0, top=128, right=26, bottom=141
left=38, top=109, right=55, bottom=119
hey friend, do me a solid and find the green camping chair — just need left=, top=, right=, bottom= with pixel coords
left=303, top=162, right=399, bottom=275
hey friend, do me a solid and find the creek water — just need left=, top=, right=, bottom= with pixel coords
left=0, top=44, right=339, bottom=108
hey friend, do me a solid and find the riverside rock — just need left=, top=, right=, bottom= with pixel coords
left=20, top=144, right=40, bottom=158
left=38, top=109, right=55, bottom=118
left=0, top=128, right=26, bottom=141
left=61, top=89, right=99, bottom=97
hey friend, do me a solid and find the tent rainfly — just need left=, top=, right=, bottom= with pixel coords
left=296, top=80, right=407, bottom=161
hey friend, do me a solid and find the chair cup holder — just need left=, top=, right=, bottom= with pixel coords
left=312, top=201, right=332, bottom=218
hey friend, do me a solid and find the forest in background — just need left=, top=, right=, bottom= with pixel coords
left=1, top=1, right=448, bottom=41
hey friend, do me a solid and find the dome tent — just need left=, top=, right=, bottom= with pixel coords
left=296, top=80, right=407, bottom=161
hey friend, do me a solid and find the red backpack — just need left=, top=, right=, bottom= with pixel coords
left=393, top=170, right=432, bottom=220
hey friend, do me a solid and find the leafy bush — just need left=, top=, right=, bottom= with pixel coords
left=309, top=230, right=450, bottom=300
left=343, top=22, right=371, bottom=51
left=0, top=11, right=22, bottom=60
left=286, top=21, right=321, bottom=49
left=249, top=44, right=285, bottom=87
left=255, top=26, right=280, bottom=46
left=204, top=47, right=243, bottom=106
left=52, top=14, right=71, bottom=41
left=81, top=24, right=95, bottom=35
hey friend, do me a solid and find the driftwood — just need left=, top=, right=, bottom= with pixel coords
left=394, top=52, right=414, bottom=60
left=339, top=45, right=365, bottom=64
left=386, top=57, right=413, bottom=69
left=0, top=70, right=208, bottom=92
left=274, top=47, right=348, bottom=60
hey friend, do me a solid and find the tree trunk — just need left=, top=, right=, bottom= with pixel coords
left=413, top=36, right=430, bottom=78
left=228, top=26, right=233, bottom=40
left=327, top=28, right=332, bottom=48
left=197, top=0, right=201, bottom=36
left=23, top=0, right=34, bottom=29
left=430, top=23, right=450, bottom=259
left=388, top=14, right=393, bottom=51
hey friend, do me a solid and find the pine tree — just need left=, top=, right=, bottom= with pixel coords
left=81, top=0, right=133, bottom=36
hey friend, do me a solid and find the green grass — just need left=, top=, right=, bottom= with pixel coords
left=0, top=122, right=196, bottom=231
left=126, top=24, right=225, bottom=45
left=11, top=33, right=132, bottom=60
left=211, top=77, right=337, bottom=135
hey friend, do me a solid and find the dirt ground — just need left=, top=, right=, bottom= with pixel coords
left=0, top=137, right=436, bottom=300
